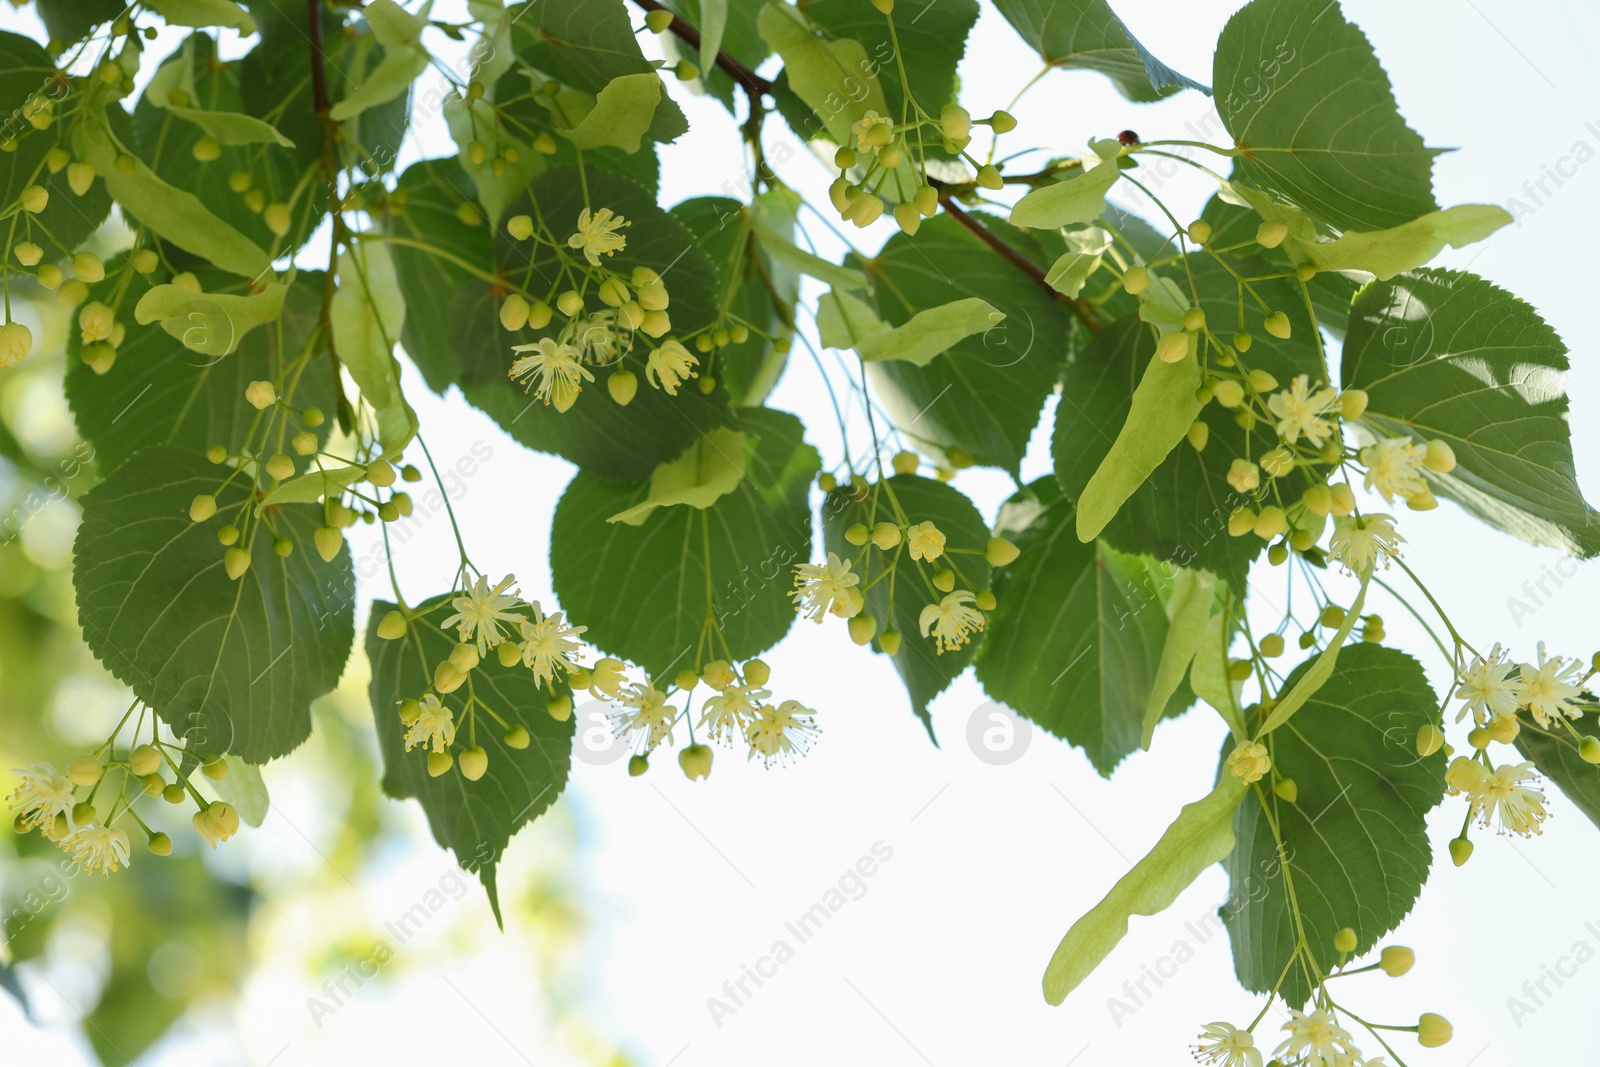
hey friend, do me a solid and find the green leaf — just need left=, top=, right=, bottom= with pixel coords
left=208, top=755, right=270, bottom=827
left=0, top=32, right=114, bottom=252
left=991, top=0, right=1208, bottom=102
left=383, top=158, right=492, bottom=392
left=1043, top=774, right=1246, bottom=1005
left=670, top=195, right=796, bottom=407
left=1141, top=567, right=1215, bottom=749
left=76, top=111, right=271, bottom=280
left=559, top=72, right=664, bottom=152
left=1214, top=0, right=1439, bottom=232
left=66, top=269, right=335, bottom=473
left=1074, top=346, right=1203, bottom=542
left=37, top=0, right=121, bottom=43
left=757, top=1, right=889, bottom=147
left=460, top=166, right=727, bottom=479
left=149, top=0, right=257, bottom=32
left=513, top=0, right=688, bottom=144
left=1516, top=711, right=1600, bottom=832
left=669, top=0, right=770, bottom=112
left=1009, top=142, right=1123, bottom=230
left=74, top=446, right=355, bottom=762
left=821, top=475, right=992, bottom=738
left=551, top=408, right=818, bottom=677
left=1342, top=268, right=1600, bottom=557
left=134, top=280, right=286, bottom=357
left=864, top=214, right=1076, bottom=474
left=792, top=0, right=978, bottom=147
left=363, top=0, right=426, bottom=48
left=975, top=478, right=1195, bottom=775
left=607, top=428, right=747, bottom=526
left=441, top=95, right=544, bottom=227
left=1224, top=643, right=1445, bottom=1004
left=1054, top=255, right=1323, bottom=588
left=1190, top=609, right=1245, bottom=740
left=368, top=595, right=576, bottom=919
left=333, top=241, right=419, bottom=458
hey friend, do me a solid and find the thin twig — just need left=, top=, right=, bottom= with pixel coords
left=625, top=0, right=773, bottom=98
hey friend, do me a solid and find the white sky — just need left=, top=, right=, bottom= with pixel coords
left=5, top=1, right=1600, bottom=1065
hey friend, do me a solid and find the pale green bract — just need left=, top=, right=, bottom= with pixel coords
left=559, top=73, right=664, bottom=152
left=1042, top=775, right=1247, bottom=1005
left=757, top=1, right=890, bottom=146
left=331, top=243, right=418, bottom=459
left=853, top=298, right=1005, bottom=367
left=608, top=428, right=749, bottom=526
left=134, top=282, right=286, bottom=357
left=147, top=0, right=255, bottom=33
left=1140, top=568, right=1215, bottom=749
left=1009, top=141, right=1123, bottom=229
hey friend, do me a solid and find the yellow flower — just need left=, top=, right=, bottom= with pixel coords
left=699, top=682, right=768, bottom=743
left=646, top=339, right=698, bottom=395
left=745, top=699, right=819, bottom=766
left=851, top=110, right=892, bottom=151
left=587, top=656, right=627, bottom=699
left=441, top=574, right=524, bottom=653
left=65, top=821, right=131, bottom=875
left=905, top=520, right=945, bottom=562
left=918, top=590, right=985, bottom=654
left=7, top=760, right=76, bottom=832
left=791, top=552, right=861, bottom=622
left=614, top=683, right=676, bottom=751
left=517, top=601, right=587, bottom=688
left=1360, top=437, right=1427, bottom=502
left=1228, top=740, right=1271, bottom=784
left=1479, top=761, right=1547, bottom=836
left=510, top=337, right=593, bottom=413
left=568, top=207, right=629, bottom=266
left=0, top=321, right=32, bottom=366
left=402, top=693, right=456, bottom=753
left=1193, top=1021, right=1263, bottom=1067
left=1266, top=374, right=1339, bottom=446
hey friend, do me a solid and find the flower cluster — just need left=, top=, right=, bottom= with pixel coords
left=794, top=478, right=1018, bottom=658
left=1435, top=641, right=1596, bottom=843
left=503, top=208, right=706, bottom=410
left=186, top=387, right=415, bottom=581
left=828, top=102, right=1019, bottom=235
left=8, top=721, right=242, bottom=877
left=382, top=575, right=588, bottom=781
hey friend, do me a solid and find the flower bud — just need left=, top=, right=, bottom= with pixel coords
left=1338, top=388, right=1368, bottom=420
left=557, top=290, right=584, bottom=316
left=12, top=241, right=41, bottom=266
left=893, top=201, right=921, bottom=236
left=148, top=831, right=173, bottom=855
left=849, top=613, right=877, bottom=645
left=869, top=522, right=901, bottom=550
left=845, top=522, right=870, bottom=546
left=202, top=758, right=229, bottom=781
left=1186, top=420, right=1209, bottom=451
left=1254, top=506, right=1288, bottom=540
left=1263, top=311, right=1292, bottom=339
left=245, top=380, right=277, bottom=410
left=988, top=110, right=1017, bottom=134
left=19, top=184, right=47, bottom=213
left=459, top=746, right=489, bottom=781
left=434, top=661, right=464, bottom=693
left=645, top=9, right=674, bottom=31
left=1417, top=1013, right=1452, bottom=1048
left=1227, top=508, right=1256, bottom=537
left=879, top=630, right=902, bottom=655
left=507, top=214, right=534, bottom=240
left=744, top=659, right=771, bottom=686
left=679, top=743, right=713, bottom=780
left=1233, top=330, right=1253, bottom=353
left=450, top=644, right=480, bottom=672
left=1122, top=265, right=1150, bottom=295
left=940, top=105, right=971, bottom=142
left=1273, top=777, right=1297, bottom=802
left=1247, top=369, right=1278, bottom=392
left=1415, top=723, right=1444, bottom=757
left=225, top=546, right=252, bottom=580
left=68, top=755, right=104, bottom=786
left=264, top=202, right=291, bottom=236
left=0, top=321, right=32, bottom=366
left=367, top=459, right=396, bottom=487
left=608, top=369, right=638, bottom=406
left=547, top=694, right=573, bottom=721
left=1187, top=220, right=1212, bottom=245
left=915, top=184, right=939, bottom=217
left=1380, top=945, right=1415, bottom=977
left=1213, top=379, right=1245, bottom=408
left=428, top=750, right=453, bottom=777
left=1329, top=483, right=1356, bottom=516
left=985, top=537, right=1020, bottom=566
left=1256, top=221, right=1288, bottom=248
left=1260, top=633, right=1284, bottom=658
left=500, top=293, right=530, bottom=331
left=1423, top=439, right=1456, bottom=473
left=628, top=754, right=649, bottom=776
left=1157, top=331, right=1189, bottom=364
left=314, top=527, right=343, bottom=563
left=1581, top=736, right=1600, bottom=764
left=1334, top=927, right=1357, bottom=954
